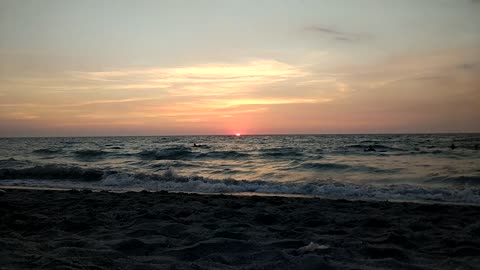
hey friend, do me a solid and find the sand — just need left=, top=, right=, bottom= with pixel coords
left=1, top=189, right=479, bottom=270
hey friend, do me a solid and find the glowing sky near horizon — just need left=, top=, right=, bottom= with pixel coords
left=1, top=0, right=479, bottom=136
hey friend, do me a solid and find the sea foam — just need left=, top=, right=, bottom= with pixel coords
left=97, top=169, right=480, bottom=204
left=1, top=165, right=479, bottom=204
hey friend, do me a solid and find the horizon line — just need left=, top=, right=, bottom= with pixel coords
left=1, top=132, right=479, bottom=139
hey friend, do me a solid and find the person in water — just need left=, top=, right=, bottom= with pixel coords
left=475, top=144, right=479, bottom=150
left=365, top=145, right=376, bottom=152
left=450, top=143, right=456, bottom=150
left=193, top=143, right=207, bottom=148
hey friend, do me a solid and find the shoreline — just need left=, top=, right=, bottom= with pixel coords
left=1, top=185, right=479, bottom=207
left=2, top=188, right=480, bottom=269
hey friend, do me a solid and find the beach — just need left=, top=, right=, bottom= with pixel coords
left=1, top=189, right=479, bottom=270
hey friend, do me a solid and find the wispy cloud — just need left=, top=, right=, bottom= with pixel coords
left=5, top=60, right=308, bottom=94
left=304, top=25, right=368, bottom=42
left=69, top=60, right=308, bottom=95
left=363, top=50, right=480, bottom=89
left=214, top=98, right=323, bottom=107
left=457, top=62, right=480, bottom=71
left=70, top=98, right=156, bottom=107
left=0, top=98, right=156, bottom=108
left=1, top=58, right=342, bottom=128
left=2, top=112, right=39, bottom=120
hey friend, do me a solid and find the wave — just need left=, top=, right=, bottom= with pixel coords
left=259, top=148, right=304, bottom=158
left=138, top=146, right=193, bottom=160
left=343, top=144, right=406, bottom=152
left=359, top=140, right=380, bottom=144
left=299, top=162, right=397, bottom=173
left=196, top=150, right=249, bottom=159
left=98, top=170, right=480, bottom=204
left=33, top=148, right=62, bottom=155
left=1, top=166, right=479, bottom=204
left=0, top=158, right=31, bottom=167
left=0, top=165, right=104, bottom=181
left=138, top=147, right=249, bottom=160
left=345, top=144, right=367, bottom=149
left=426, top=176, right=480, bottom=186
left=301, top=162, right=351, bottom=170
left=74, top=149, right=108, bottom=159
left=372, top=145, right=406, bottom=152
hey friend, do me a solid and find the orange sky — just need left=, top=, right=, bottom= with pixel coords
left=1, top=0, right=479, bottom=136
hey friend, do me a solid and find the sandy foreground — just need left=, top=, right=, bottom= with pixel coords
left=1, top=189, right=479, bottom=270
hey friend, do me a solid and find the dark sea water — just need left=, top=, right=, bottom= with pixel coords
left=1, top=134, right=479, bottom=204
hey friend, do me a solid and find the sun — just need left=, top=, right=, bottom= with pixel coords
left=235, top=133, right=241, bottom=137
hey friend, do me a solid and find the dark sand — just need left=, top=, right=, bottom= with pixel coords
left=1, top=189, right=479, bottom=270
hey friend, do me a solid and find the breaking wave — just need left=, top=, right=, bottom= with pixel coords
left=1, top=165, right=479, bottom=204
left=97, top=170, right=480, bottom=204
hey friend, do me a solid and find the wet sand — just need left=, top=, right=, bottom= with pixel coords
left=1, top=189, right=479, bottom=270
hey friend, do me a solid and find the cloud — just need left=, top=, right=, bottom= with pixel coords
left=5, top=59, right=309, bottom=95
left=0, top=58, right=343, bottom=130
left=304, top=25, right=368, bottom=42
left=457, top=62, right=480, bottom=71
left=2, top=112, right=39, bottom=120
left=335, top=46, right=480, bottom=91
left=70, top=60, right=308, bottom=95
left=209, top=98, right=323, bottom=108
left=149, top=106, right=268, bottom=120
left=70, top=98, right=156, bottom=107
left=0, top=98, right=155, bottom=108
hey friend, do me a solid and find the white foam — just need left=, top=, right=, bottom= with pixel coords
left=102, top=173, right=138, bottom=187
left=96, top=170, right=480, bottom=204
left=298, top=242, right=330, bottom=253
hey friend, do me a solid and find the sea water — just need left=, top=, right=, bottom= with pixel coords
left=1, top=134, right=479, bottom=204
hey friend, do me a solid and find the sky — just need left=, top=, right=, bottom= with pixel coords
left=0, top=0, right=479, bottom=136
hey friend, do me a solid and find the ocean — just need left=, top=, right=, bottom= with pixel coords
left=1, top=134, right=479, bottom=204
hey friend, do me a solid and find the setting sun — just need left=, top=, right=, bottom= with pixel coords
left=236, top=133, right=241, bottom=137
